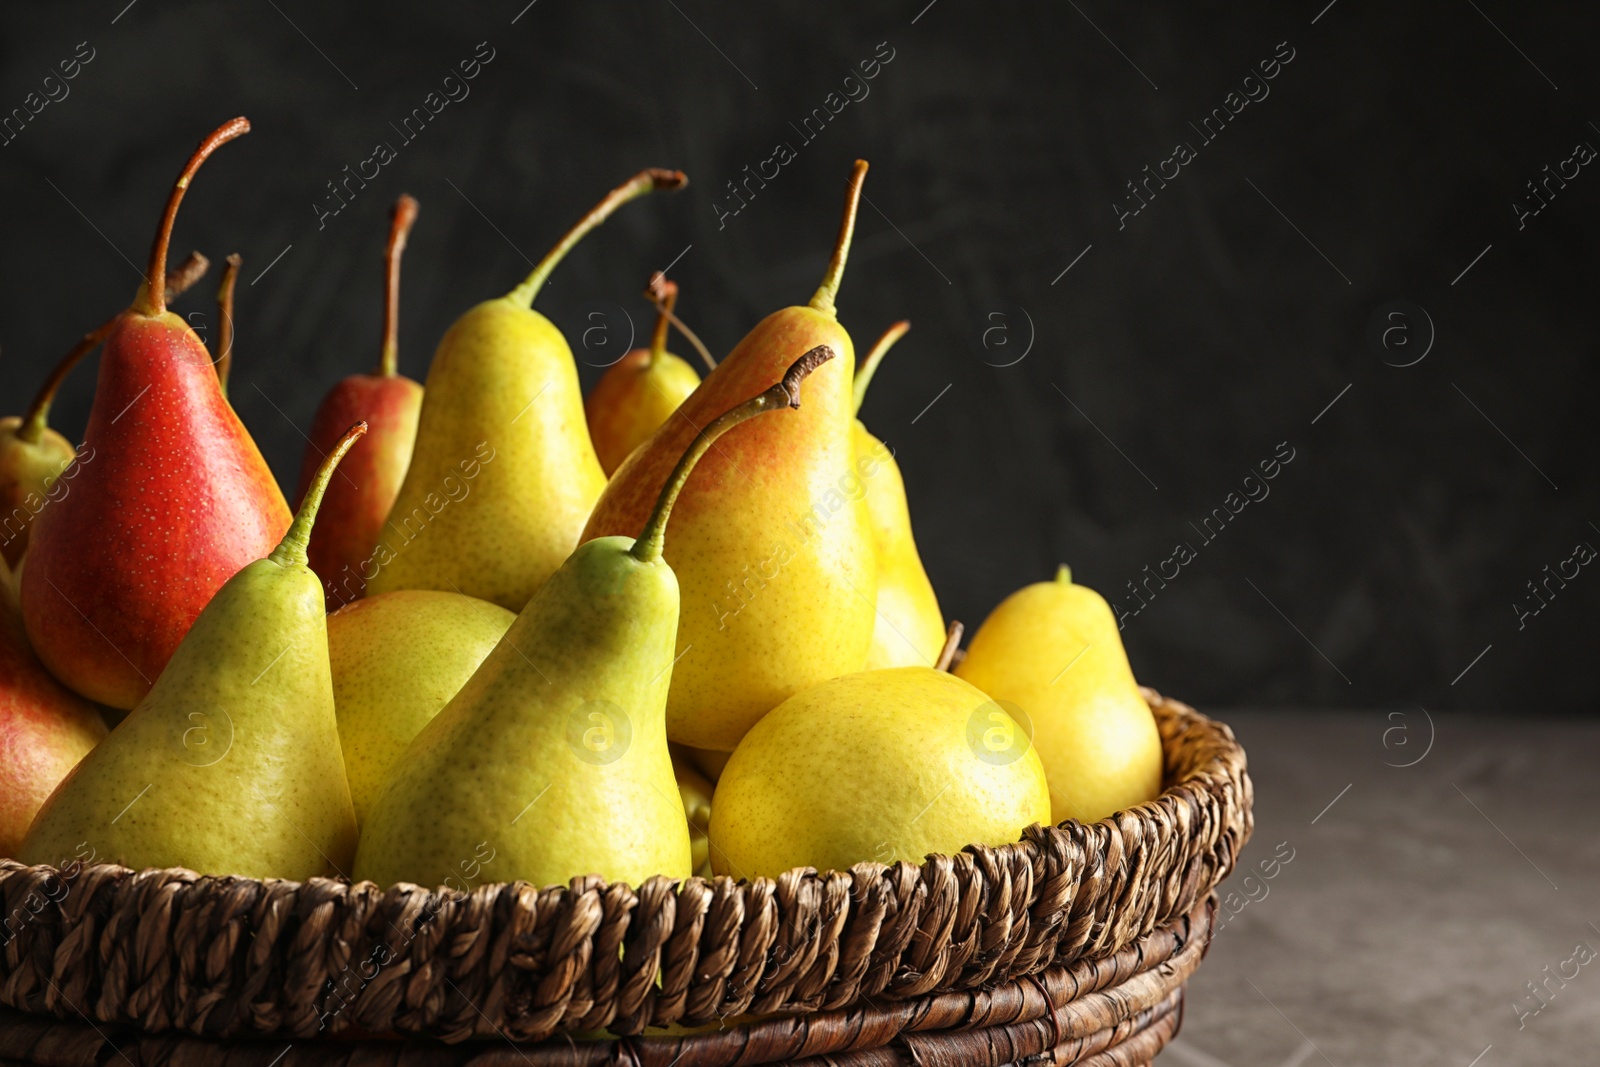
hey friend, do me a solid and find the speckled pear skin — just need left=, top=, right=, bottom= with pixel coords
left=0, top=558, right=106, bottom=855
left=354, top=536, right=691, bottom=891
left=327, top=590, right=514, bottom=826
left=708, top=668, right=1050, bottom=880
left=19, top=551, right=357, bottom=880
left=580, top=306, right=876, bottom=751
left=955, top=570, right=1164, bottom=825
left=854, top=422, right=945, bottom=670
left=21, top=311, right=291, bottom=709
left=367, top=297, right=606, bottom=612
left=586, top=347, right=702, bottom=476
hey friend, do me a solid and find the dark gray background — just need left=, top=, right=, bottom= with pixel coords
left=0, top=2, right=1593, bottom=712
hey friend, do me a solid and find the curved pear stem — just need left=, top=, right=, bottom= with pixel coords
left=134, top=117, right=250, bottom=317
left=215, top=254, right=241, bottom=395
left=271, top=422, right=367, bottom=568
left=632, top=345, right=834, bottom=563
left=645, top=277, right=717, bottom=371
left=852, top=320, right=910, bottom=416
left=935, top=620, right=964, bottom=672
left=506, top=168, right=688, bottom=308
left=379, top=194, right=419, bottom=377
left=808, top=159, right=869, bottom=317
left=19, top=251, right=210, bottom=443
left=646, top=275, right=677, bottom=367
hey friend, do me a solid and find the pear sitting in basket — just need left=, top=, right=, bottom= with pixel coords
left=709, top=667, right=1050, bottom=879
left=956, top=565, right=1163, bottom=825
left=20, top=425, right=368, bottom=880
left=354, top=346, right=836, bottom=891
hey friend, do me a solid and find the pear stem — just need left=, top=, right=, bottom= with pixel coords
left=631, top=345, right=834, bottom=563
left=808, top=159, right=869, bottom=317
left=19, top=251, right=210, bottom=443
left=645, top=280, right=717, bottom=371
left=1056, top=564, right=1073, bottom=585
left=271, top=422, right=367, bottom=568
left=935, top=620, right=964, bottom=672
left=506, top=168, right=688, bottom=308
left=646, top=275, right=677, bottom=367
left=134, top=117, right=250, bottom=317
left=379, top=195, right=419, bottom=377
left=215, top=254, right=240, bottom=396
left=852, top=320, right=910, bottom=416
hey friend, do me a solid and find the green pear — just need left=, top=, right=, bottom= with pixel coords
left=367, top=169, right=686, bottom=612
left=327, top=590, right=514, bottom=826
left=19, top=425, right=368, bottom=879
left=955, top=566, right=1163, bottom=825
left=354, top=347, right=833, bottom=891
left=709, top=667, right=1050, bottom=880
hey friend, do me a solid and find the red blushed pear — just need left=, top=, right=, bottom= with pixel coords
left=0, top=252, right=210, bottom=569
left=581, top=160, right=878, bottom=752
left=21, top=118, right=290, bottom=710
left=294, top=195, right=424, bottom=608
left=0, top=555, right=106, bottom=856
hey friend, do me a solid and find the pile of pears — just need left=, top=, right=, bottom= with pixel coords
left=3, top=120, right=1165, bottom=892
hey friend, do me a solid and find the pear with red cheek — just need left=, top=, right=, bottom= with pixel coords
left=294, top=196, right=425, bottom=608
left=21, top=118, right=290, bottom=710
left=0, top=252, right=210, bottom=570
left=0, top=553, right=107, bottom=857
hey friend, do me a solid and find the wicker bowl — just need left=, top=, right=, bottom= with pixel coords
left=0, top=688, right=1250, bottom=1065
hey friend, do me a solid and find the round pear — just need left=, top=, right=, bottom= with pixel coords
left=328, top=589, right=514, bottom=825
left=708, top=667, right=1050, bottom=879
left=956, top=566, right=1163, bottom=825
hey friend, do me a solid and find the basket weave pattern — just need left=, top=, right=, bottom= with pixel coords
left=0, top=689, right=1250, bottom=1050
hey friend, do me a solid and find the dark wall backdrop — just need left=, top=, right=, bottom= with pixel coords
left=0, top=2, right=1594, bottom=712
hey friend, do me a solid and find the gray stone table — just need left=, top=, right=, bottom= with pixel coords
left=1165, top=710, right=1599, bottom=1066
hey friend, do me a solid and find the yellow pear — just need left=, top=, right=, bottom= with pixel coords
left=368, top=169, right=685, bottom=611
left=851, top=321, right=945, bottom=669
left=354, top=346, right=833, bottom=890
left=708, top=667, right=1050, bottom=879
left=581, top=162, right=878, bottom=752
left=19, top=425, right=367, bottom=879
left=327, top=590, right=514, bottom=825
left=955, top=566, right=1163, bottom=824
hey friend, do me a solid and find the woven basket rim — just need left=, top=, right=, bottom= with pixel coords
left=0, top=687, right=1252, bottom=1045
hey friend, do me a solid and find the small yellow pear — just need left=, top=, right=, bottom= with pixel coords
left=955, top=566, right=1163, bottom=825
left=852, top=321, right=945, bottom=670
left=708, top=668, right=1050, bottom=879
left=327, top=590, right=514, bottom=825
